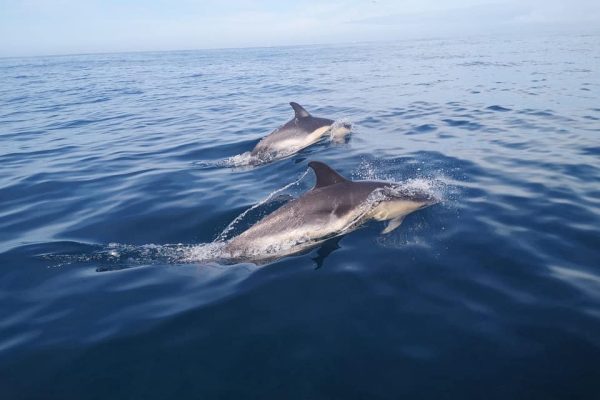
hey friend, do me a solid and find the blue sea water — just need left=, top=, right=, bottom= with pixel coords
left=1, top=34, right=599, bottom=399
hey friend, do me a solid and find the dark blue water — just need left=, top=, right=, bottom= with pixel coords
left=1, top=34, right=599, bottom=399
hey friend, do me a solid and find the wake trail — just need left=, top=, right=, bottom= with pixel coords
left=41, top=163, right=450, bottom=270
left=214, top=169, right=309, bottom=242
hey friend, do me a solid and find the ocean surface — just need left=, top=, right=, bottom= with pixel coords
left=1, top=34, right=599, bottom=399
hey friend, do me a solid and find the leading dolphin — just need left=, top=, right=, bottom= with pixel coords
left=224, top=161, right=438, bottom=262
left=250, top=103, right=351, bottom=161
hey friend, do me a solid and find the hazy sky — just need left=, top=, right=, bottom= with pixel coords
left=1, top=0, right=599, bottom=56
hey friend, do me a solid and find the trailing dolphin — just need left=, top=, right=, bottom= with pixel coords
left=223, top=161, right=439, bottom=262
left=250, top=102, right=351, bottom=161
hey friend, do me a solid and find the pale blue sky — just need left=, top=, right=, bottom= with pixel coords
left=1, top=0, right=599, bottom=57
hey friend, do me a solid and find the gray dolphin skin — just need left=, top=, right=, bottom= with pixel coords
left=224, top=161, right=438, bottom=261
left=250, top=102, right=351, bottom=160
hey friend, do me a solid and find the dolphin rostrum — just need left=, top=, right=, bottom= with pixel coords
left=224, top=161, right=438, bottom=262
left=250, top=103, right=351, bottom=161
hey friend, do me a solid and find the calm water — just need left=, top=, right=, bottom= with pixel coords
left=1, top=34, right=599, bottom=399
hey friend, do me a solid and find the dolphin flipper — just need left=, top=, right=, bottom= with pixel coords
left=290, top=102, right=311, bottom=118
left=382, top=216, right=405, bottom=234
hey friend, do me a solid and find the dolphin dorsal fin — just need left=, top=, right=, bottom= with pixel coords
left=290, top=102, right=311, bottom=118
left=308, top=161, right=348, bottom=188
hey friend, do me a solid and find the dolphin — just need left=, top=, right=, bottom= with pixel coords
left=250, top=103, right=351, bottom=161
left=224, top=161, right=438, bottom=262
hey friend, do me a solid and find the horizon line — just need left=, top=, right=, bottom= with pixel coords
left=1, top=29, right=598, bottom=61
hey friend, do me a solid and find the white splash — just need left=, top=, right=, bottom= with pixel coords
left=329, top=118, right=353, bottom=143
left=43, top=160, right=447, bottom=269
left=214, top=169, right=309, bottom=242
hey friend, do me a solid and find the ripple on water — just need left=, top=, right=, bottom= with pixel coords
left=487, top=105, right=511, bottom=112
left=1, top=36, right=599, bottom=399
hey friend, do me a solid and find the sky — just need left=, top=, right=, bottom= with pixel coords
left=1, top=0, right=599, bottom=57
